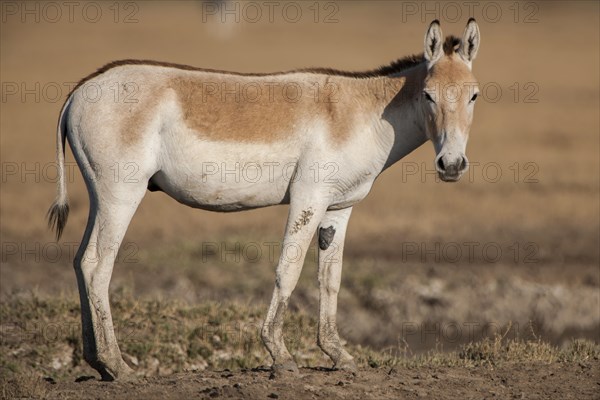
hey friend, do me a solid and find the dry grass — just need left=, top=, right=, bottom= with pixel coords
left=1, top=294, right=598, bottom=388
left=0, top=373, right=49, bottom=400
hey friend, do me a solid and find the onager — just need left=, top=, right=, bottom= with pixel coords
left=48, top=19, right=480, bottom=380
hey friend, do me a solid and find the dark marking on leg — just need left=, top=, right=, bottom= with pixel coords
left=319, top=225, right=336, bottom=250
left=290, top=208, right=315, bottom=234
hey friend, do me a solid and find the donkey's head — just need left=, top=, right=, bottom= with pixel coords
left=421, top=19, right=480, bottom=182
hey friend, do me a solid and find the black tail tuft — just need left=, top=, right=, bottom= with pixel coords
left=47, top=202, right=70, bottom=241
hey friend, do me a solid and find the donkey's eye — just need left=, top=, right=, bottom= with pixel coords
left=423, top=92, right=435, bottom=103
left=470, top=93, right=479, bottom=103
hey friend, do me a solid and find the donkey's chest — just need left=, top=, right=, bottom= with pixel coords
left=328, top=176, right=376, bottom=209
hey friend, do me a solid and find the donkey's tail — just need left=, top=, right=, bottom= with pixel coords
left=47, top=95, right=73, bottom=240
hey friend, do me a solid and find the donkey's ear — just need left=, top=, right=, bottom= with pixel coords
left=459, top=18, right=480, bottom=65
left=424, top=20, right=443, bottom=67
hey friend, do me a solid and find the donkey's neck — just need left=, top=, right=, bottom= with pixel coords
left=363, top=64, right=429, bottom=173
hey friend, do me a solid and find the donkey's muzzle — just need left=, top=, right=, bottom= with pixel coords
left=435, top=155, right=468, bottom=182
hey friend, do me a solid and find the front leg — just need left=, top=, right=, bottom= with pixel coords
left=261, top=199, right=327, bottom=374
left=317, top=207, right=357, bottom=372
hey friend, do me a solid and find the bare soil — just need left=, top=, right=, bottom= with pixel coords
left=7, top=363, right=599, bottom=400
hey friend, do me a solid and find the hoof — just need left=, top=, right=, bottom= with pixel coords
left=99, top=361, right=136, bottom=381
left=115, top=361, right=136, bottom=380
left=333, top=358, right=357, bottom=374
left=270, top=360, right=299, bottom=377
left=116, top=368, right=138, bottom=382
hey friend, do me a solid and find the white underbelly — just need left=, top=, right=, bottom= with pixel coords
left=151, top=168, right=291, bottom=211
left=154, top=136, right=302, bottom=211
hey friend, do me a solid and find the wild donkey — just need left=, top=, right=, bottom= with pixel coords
left=49, top=20, right=480, bottom=380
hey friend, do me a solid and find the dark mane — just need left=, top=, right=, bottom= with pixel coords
left=443, top=35, right=462, bottom=55
left=68, top=35, right=462, bottom=96
left=306, top=53, right=425, bottom=78
left=299, top=34, right=460, bottom=77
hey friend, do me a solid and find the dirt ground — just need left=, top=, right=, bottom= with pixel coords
left=1, top=1, right=599, bottom=399
left=27, top=364, right=600, bottom=400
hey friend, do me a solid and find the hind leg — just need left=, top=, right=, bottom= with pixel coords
left=74, top=182, right=147, bottom=380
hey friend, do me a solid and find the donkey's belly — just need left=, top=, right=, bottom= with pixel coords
left=151, top=125, right=316, bottom=211
left=149, top=162, right=293, bottom=212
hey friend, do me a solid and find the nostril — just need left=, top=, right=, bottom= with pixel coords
left=436, top=157, right=446, bottom=172
left=458, top=156, right=468, bottom=172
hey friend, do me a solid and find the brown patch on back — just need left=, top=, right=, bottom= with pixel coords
left=168, top=74, right=313, bottom=143
left=167, top=72, right=387, bottom=145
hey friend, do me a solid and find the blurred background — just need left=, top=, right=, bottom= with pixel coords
left=1, top=1, right=598, bottom=354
